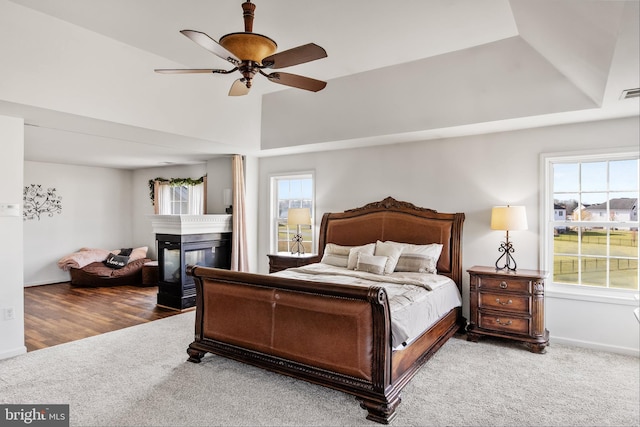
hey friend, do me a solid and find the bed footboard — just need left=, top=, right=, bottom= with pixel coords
left=187, top=265, right=402, bottom=423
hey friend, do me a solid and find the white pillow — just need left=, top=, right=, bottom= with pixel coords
left=395, top=253, right=438, bottom=274
left=320, top=243, right=352, bottom=268
left=355, top=253, right=388, bottom=275
left=346, top=243, right=376, bottom=270
left=384, top=241, right=443, bottom=273
left=374, top=240, right=404, bottom=274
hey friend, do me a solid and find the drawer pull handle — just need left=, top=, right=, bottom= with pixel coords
left=495, top=318, right=512, bottom=326
left=496, top=298, right=512, bottom=306
left=499, top=281, right=508, bottom=289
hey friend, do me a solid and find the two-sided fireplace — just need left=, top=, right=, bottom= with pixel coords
left=150, top=215, right=232, bottom=310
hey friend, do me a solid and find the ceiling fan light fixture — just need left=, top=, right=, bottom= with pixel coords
left=155, top=0, right=327, bottom=96
left=219, top=32, right=277, bottom=63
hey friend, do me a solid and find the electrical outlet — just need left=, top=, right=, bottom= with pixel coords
left=4, top=307, right=15, bottom=320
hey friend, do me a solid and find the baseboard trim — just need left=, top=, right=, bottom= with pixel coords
left=0, top=345, right=27, bottom=360
left=551, top=336, right=639, bottom=357
left=24, top=280, right=69, bottom=287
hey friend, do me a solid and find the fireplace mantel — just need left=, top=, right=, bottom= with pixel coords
left=149, top=214, right=232, bottom=235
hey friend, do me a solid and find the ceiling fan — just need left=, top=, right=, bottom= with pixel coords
left=155, top=0, right=327, bottom=96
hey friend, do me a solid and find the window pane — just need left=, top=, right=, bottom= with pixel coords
left=554, top=229, right=578, bottom=255
left=610, top=159, right=638, bottom=191
left=581, top=161, right=607, bottom=192
left=554, top=163, right=579, bottom=192
left=610, top=257, right=638, bottom=290
left=553, top=255, right=579, bottom=284
left=582, top=192, right=606, bottom=209
left=278, top=180, right=290, bottom=199
left=578, top=192, right=605, bottom=221
left=610, top=229, right=639, bottom=257
left=580, top=227, right=607, bottom=256
left=553, top=195, right=578, bottom=223
left=581, top=257, right=607, bottom=287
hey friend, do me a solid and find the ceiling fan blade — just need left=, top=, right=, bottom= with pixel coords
left=229, top=79, right=250, bottom=96
left=265, top=72, right=327, bottom=92
left=180, top=30, right=240, bottom=65
left=154, top=69, right=229, bottom=74
left=262, top=43, right=327, bottom=69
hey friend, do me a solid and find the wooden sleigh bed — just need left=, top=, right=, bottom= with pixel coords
left=186, top=197, right=465, bottom=424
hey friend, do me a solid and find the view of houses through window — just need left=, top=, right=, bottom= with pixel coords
left=548, top=155, right=638, bottom=291
left=271, top=173, right=314, bottom=253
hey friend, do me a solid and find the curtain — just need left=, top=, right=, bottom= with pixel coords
left=155, top=181, right=172, bottom=215
left=231, top=154, right=249, bottom=272
left=188, top=183, right=205, bottom=215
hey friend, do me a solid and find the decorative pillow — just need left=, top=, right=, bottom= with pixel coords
left=355, top=253, right=388, bottom=275
left=395, top=253, right=438, bottom=274
left=118, top=247, right=133, bottom=256
left=385, top=241, right=444, bottom=272
left=374, top=240, right=404, bottom=274
left=129, top=246, right=149, bottom=261
left=104, top=253, right=130, bottom=269
left=347, top=243, right=376, bottom=270
left=320, top=243, right=352, bottom=268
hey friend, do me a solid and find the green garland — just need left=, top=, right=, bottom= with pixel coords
left=148, top=176, right=206, bottom=205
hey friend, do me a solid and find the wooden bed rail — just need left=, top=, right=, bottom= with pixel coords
left=187, top=265, right=388, bottom=303
left=186, top=265, right=401, bottom=423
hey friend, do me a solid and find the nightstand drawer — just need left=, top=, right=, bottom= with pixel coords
left=478, top=277, right=531, bottom=293
left=479, top=292, right=530, bottom=313
left=478, top=312, right=530, bottom=335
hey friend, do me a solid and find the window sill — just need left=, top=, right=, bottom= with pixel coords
left=547, top=283, right=639, bottom=306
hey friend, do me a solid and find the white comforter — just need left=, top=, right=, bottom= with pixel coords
left=273, top=263, right=462, bottom=349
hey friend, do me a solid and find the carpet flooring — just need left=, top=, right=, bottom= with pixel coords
left=0, top=311, right=638, bottom=426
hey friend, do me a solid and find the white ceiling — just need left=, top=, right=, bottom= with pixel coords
left=3, top=0, right=639, bottom=169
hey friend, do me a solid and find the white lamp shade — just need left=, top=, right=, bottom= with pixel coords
left=491, top=206, right=528, bottom=231
left=287, top=208, right=311, bottom=226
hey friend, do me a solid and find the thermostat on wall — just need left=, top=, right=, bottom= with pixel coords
left=0, top=203, right=20, bottom=217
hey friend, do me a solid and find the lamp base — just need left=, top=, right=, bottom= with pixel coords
left=495, top=241, right=517, bottom=271
left=290, top=233, right=305, bottom=255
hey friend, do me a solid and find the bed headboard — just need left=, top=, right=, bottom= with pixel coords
left=317, top=197, right=465, bottom=287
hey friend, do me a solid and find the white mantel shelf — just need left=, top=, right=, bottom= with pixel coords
left=148, top=214, right=232, bottom=235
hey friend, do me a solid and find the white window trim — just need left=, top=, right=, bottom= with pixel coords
left=540, top=147, right=639, bottom=305
left=269, top=171, right=316, bottom=254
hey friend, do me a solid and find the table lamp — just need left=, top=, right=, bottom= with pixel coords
left=491, top=205, right=528, bottom=271
left=287, top=208, right=311, bottom=255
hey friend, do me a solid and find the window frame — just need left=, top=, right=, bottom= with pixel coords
left=269, top=171, right=315, bottom=254
left=541, top=147, right=639, bottom=303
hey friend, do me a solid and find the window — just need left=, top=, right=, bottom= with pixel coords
left=150, top=176, right=207, bottom=215
left=543, top=151, right=638, bottom=294
left=270, top=173, right=314, bottom=253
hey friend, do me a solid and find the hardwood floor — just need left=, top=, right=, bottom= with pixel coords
left=24, top=282, right=183, bottom=352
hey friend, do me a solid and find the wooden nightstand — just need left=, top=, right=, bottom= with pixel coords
left=467, top=265, right=549, bottom=353
left=267, top=253, right=318, bottom=273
